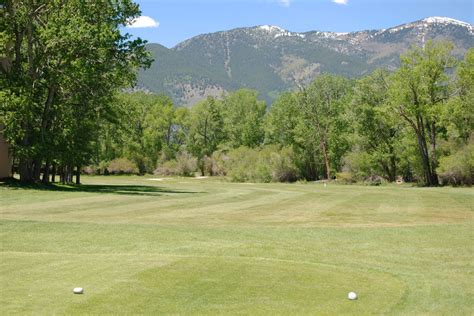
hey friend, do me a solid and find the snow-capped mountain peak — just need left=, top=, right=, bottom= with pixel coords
left=387, top=16, right=473, bottom=34
left=142, top=17, right=473, bottom=106
left=422, top=16, right=472, bottom=28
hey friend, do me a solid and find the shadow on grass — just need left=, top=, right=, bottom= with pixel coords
left=0, top=179, right=199, bottom=197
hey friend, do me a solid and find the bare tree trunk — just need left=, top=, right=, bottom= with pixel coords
left=60, top=165, right=66, bottom=184
left=65, top=165, right=69, bottom=183
left=42, top=160, right=50, bottom=184
left=389, top=155, right=397, bottom=182
left=10, top=155, right=16, bottom=178
left=51, top=163, right=56, bottom=183
left=32, top=159, right=42, bottom=182
left=66, top=165, right=72, bottom=183
left=429, top=121, right=439, bottom=185
left=381, top=162, right=391, bottom=182
left=414, top=115, right=437, bottom=186
left=19, top=159, right=34, bottom=183
left=69, top=165, right=74, bottom=183
left=19, top=124, right=33, bottom=183
left=40, top=85, right=55, bottom=142
left=416, top=131, right=434, bottom=186
left=321, top=138, right=331, bottom=180
left=75, top=165, right=81, bottom=185
left=199, top=158, right=205, bottom=177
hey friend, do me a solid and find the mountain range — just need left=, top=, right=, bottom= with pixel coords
left=137, top=17, right=474, bottom=106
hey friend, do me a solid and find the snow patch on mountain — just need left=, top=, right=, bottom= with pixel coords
left=386, top=16, right=473, bottom=34
left=257, top=25, right=306, bottom=39
left=422, top=17, right=472, bottom=28
left=258, top=25, right=285, bottom=32
left=312, top=31, right=348, bottom=40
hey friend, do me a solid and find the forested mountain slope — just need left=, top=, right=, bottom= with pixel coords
left=137, top=17, right=473, bottom=106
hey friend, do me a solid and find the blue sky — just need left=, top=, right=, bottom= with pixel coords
left=126, top=0, right=474, bottom=48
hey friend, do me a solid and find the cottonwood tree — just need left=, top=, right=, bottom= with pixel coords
left=389, top=41, right=455, bottom=186
left=264, top=92, right=300, bottom=146
left=117, top=92, right=175, bottom=173
left=0, top=0, right=151, bottom=183
left=297, top=74, right=351, bottom=180
left=187, top=96, right=226, bottom=175
left=442, top=48, right=474, bottom=143
left=264, top=92, right=319, bottom=180
left=351, top=70, right=402, bottom=181
left=222, top=89, right=266, bottom=148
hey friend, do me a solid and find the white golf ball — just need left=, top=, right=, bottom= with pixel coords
left=348, top=291, right=357, bottom=300
left=73, top=287, right=84, bottom=294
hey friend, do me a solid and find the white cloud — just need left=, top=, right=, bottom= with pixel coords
left=127, top=16, right=159, bottom=28
left=332, top=0, right=348, bottom=4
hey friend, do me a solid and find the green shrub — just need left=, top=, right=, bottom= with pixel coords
left=176, top=151, right=197, bottom=176
left=225, top=147, right=260, bottom=182
left=203, top=152, right=229, bottom=176
left=267, top=146, right=299, bottom=182
left=98, top=161, right=110, bottom=175
left=364, top=175, right=386, bottom=186
left=154, top=151, right=197, bottom=177
left=336, top=172, right=355, bottom=184
left=226, top=146, right=299, bottom=183
left=437, top=143, right=474, bottom=186
left=342, top=150, right=395, bottom=184
left=342, top=151, right=373, bottom=181
left=154, top=160, right=178, bottom=176
left=107, top=158, right=139, bottom=175
left=82, top=165, right=98, bottom=175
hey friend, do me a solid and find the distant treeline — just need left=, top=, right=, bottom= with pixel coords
left=1, top=1, right=472, bottom=188
left=93, top=42, right=473, bottom=186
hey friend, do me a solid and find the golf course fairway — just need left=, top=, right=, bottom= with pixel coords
left=1, top=176, right=473, bottom=314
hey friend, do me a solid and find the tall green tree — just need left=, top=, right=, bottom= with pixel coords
left=264, top=92, right=300, bottom=146
left=352, top=70, right=401, bottom=181
left=389, top=41, right=455, bottom=186
left=442, top=48, right=474, bottom=143
left=187, top=96, right=226, bottom=175
left=118, top=93, right=174, bottom=173
left=0, top=0, right=151, bottom=183
left=222, top=89, right=266, bottom=148
left=298, top=74, right=351, bottom=179
left=264, top=92, right=319, bottom=180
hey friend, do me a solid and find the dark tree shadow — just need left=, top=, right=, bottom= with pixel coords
left=0, top=179, right=200, bottom=197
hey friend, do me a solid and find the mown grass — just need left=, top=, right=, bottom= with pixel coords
left=1, top=176, right=473, bottom=314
